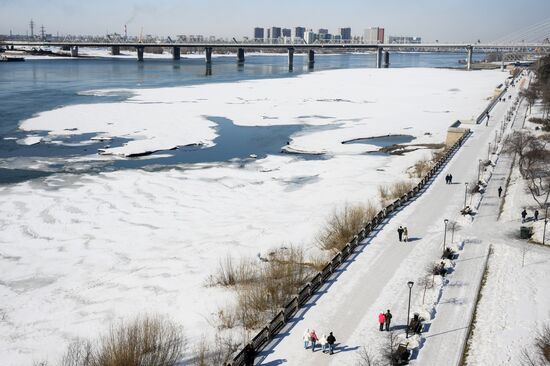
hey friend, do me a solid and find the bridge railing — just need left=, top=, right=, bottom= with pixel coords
left=229, top=126, right=472, bottom=365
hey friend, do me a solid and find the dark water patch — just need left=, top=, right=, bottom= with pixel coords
left=113, top=116, right=315, bottom=169
left=342, top=134, right=416, bottom=147
left=0, top=168, right=51, bottom=185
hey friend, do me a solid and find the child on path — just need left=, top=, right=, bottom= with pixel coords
left=320, top=334, right=328, bottom=353
left=498, top=186, right=503, bottom=197
left=378, top=312, right=386, bottom=331
left=303, top=328, right=310, bottom=349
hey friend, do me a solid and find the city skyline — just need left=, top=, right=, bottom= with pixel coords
left=1, top=0, right=550, bottom=42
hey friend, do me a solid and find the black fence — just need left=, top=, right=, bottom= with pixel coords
left=229, top=130, right=471, bottom=365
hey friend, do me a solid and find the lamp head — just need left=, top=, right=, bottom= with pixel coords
left=444, top=219, right=449, bottom=224
left=407, top=281, right=414, bottom=289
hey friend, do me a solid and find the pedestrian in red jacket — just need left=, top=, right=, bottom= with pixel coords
left=378, top=312, right=386, bottom=331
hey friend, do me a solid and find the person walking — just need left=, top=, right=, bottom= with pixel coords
left=397, top=226, right=404, bottom=242
left=243, top=343, right=256, bottom=366
left=521, top=209, right=528, bottom=223
left=449, top=174, right=453, bottom=184
left=303, top=328, right=310, bottom=349
left=535, top=210, right=539, bottom=221
left=385, top=310, right=393, bottom=331
left=378, top=312, right=386, bottom=331
left=326, top=332, right=336, bottom=355
left=320, top=334, right=328, bottom=353
left=498, top=186, right=503, bottom=198
left=403, top=227, right=409, bottom=242
left=309, top=330, right=319, bottom=352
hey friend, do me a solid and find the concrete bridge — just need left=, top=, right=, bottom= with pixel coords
left=3, top=41, right=550, bottom=70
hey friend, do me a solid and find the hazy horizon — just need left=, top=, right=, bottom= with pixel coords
left=1, top=0, right=550, bottom=42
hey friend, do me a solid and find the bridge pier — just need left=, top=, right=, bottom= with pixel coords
left=288, top=47, right=294, bottom=71
left=308, top=49, right=315, bottom=67
left=237, top=48, right=245, bottom=63
left=172, top=46, right=180, bottom=60
left=10, top=44, right=14, bottom=50
left=376, top=47, right=383, bottom=68
left=70, top=46, right=79, bottom=57
left=136, top=46, right=144, bottom=62
left=383, top=50, right=390, bottom=68
left=111, top=46, right=120, bottom=55
left=205, top=47, right=212, bottom=64
left=466, top=46, right=473, bottom=70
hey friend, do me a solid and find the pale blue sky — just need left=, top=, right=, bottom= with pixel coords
left=1, top=0, right=550, bottom=42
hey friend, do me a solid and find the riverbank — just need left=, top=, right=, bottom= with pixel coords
left=0, top=67, right=508, bottom=365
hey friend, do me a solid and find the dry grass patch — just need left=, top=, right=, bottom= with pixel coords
left=60, top=315, right=186, bottom=366
left=379, top=180, right=415, bottom=205
left=316, top=203, right=378, bottom=252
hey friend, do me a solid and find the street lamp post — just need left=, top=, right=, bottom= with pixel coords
left=544, top=205, right=549, bottom=245
left=406, top=281, right=414, bottom=339
left=464, top=182, right=468, bottom=210
left=488, top=143, right=492, bottom=160
left=443, top=219, right=449, bottom=255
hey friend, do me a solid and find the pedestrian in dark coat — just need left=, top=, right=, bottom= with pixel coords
left=498, top=186, right=502, bottom=197
left=521, top=209, right=528, bottom=223
left=449, top=174, right=453, bottom=184
left=535, top=210, right=539, bottom=221
left=397, top=226, right=404, bottom=242
left=326, top=332, right=336, bottom=355
left=243, top=344, right=255, bottom=366
left=385, top=310, right=392, bottom=331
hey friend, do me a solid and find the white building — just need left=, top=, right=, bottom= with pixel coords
left=363, top=27, right=379, bottom=43
left=304, top=30, right=316, bottom=44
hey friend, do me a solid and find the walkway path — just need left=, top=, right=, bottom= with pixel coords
left=258, top=78, right=525, bottom=365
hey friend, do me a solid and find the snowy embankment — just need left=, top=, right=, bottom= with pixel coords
left=0, top=68, right=506, bottom=365
left=465, top=94, right=550, bottom=365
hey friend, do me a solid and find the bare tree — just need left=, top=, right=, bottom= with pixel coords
left=356, top=346, right=383, bottom=366
left=520, top=323, right=550, bottom=365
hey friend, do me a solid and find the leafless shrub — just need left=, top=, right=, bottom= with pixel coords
left=209, top=255, right=256, bottom=287
left=448, top=221, right=461, bottom=243
left=192, top=334, right=240, bottom=366
left=411, top=157, right=432, bottom=178
left=60, top=340, right=93, bottom=366
left=226, top=246, right=314, bottom=330
left=520, top=323, right=550, bottom=365
left=378, top=181, right=415, bottom=205
left=59, top=315, right=186, bottom=366
left=306, top=252, right=330, bottom=272
left=356, top=345, right=383, bottom=366
left=381, top=331, right=401, bottom=364
left=316, top=203, right=377, bottom=252
left=418, top=274, right=435, bottom=305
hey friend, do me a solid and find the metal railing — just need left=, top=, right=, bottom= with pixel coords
left=229, top=128, right=471, bottom=365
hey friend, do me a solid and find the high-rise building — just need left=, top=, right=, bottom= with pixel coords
left=304, top=30, right=316, bottom=44
left=282, top=28, right=291, bottom=37
left=295, top=27, right=306, bottom=39
left=377, top=28, right=385, bottom=43
left=317, top=28, right=329, bottom=41
left=363, top=27, right=384, bottom=43
left=339, top=27, right=352, bottom=41
left=254, top=27, right=264, bottom=40
left=267, top=29, right=271, bottom=39
left=271, top=27, right=282, bottom=39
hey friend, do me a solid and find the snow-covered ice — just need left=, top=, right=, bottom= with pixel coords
left=0, top=68, right=508, bottom=365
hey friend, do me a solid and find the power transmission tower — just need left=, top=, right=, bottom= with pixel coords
left=30, top=19, right=35, bottom=38
left=40, top=25, right=46, bottom=40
